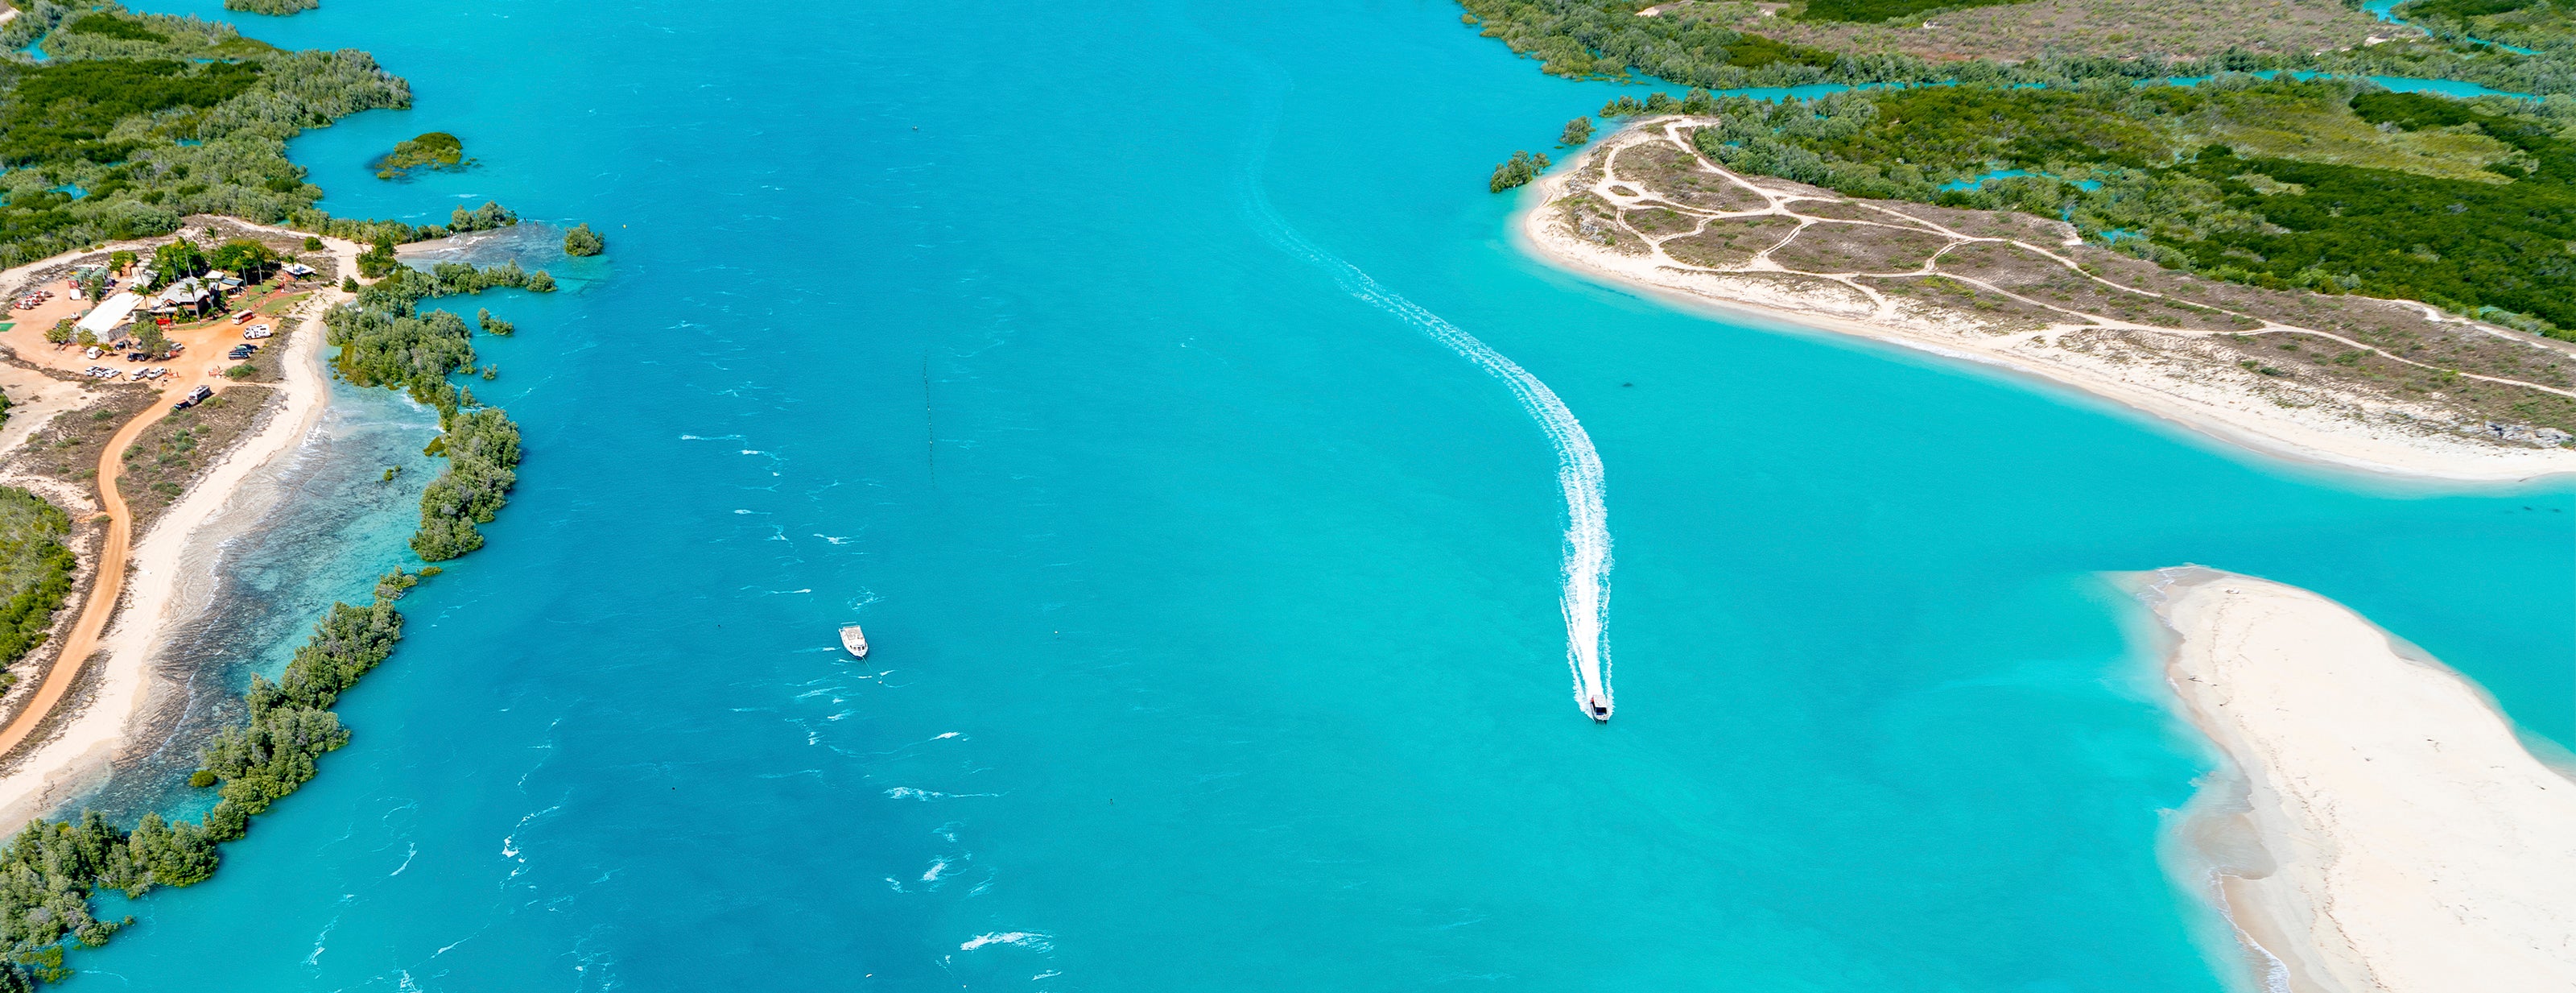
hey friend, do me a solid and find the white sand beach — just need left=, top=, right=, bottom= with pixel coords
left=2143, top=569, right=2576, bottom=993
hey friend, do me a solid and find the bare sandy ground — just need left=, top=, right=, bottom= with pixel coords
left=0, top=232, right=357, bottom=830
left=0, top=364, right=94, bottom=471
left=2141, top=569, right=2576, bottom=993
left=1519, top=122, right=2576, bottom=483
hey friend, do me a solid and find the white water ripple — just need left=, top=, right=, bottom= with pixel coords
left=1246, top=209, right=1614, bottom=719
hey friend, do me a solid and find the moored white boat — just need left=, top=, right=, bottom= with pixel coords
left=840, top=624, right=869, bottom=659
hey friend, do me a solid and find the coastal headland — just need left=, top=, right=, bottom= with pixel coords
left=0, top=221, right=357, bottom=827
left=2139, top=569, right=2576, bottom=993
left=1521, top=117, right=2576, bottom=481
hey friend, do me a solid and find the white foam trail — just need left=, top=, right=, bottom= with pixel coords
left=960, top=931, right=1053, bottom=952
left=1245, top=209, right=1613, bottom=719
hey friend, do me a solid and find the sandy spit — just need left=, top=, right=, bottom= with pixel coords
left=2140, top=568, right=2576, bottom=993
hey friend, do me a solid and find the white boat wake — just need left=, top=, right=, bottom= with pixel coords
left=1244, top=198, right=1615, bottom=720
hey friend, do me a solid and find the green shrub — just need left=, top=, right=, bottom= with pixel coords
left=561, top=222, right=604, bottom=257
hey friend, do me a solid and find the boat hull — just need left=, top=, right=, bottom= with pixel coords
left=840, top=625, right=869, bottom=659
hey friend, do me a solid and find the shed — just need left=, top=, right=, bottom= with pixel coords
left=76, top=292, right=142, bottom=336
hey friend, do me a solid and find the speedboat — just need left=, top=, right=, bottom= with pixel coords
left=839, top=624, right=869, bottom=659
left=1587, top=693, right=1611, bottom=722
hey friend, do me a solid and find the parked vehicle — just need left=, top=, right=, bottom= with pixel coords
left=231, top=311, right=254, bottom=325
left=173, top=385, right=213, bottom=411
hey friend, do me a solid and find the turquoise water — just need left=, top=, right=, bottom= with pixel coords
left=1938, top=168, right=2105, bottom=191
left=53, top=0, right=2576, bottom=990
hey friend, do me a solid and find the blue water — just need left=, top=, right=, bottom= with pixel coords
left=1939, top=168, right=2103, bottom=191
left=51, top=1, right=2576, bottom=991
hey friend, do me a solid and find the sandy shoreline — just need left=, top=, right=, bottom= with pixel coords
left=0, top=230, right=354, bottom=830
left=1514, top=125, right=2576, bottom=484
left=2140, top=569, right=2576, bottom=993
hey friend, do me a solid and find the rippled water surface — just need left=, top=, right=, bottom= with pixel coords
left=64, top=1, right=2576, bottom=990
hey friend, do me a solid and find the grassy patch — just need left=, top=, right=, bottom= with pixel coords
left=1662, top=215, right=1802, bottom=266
left=1793, top=0, right=2031, bottom=24
left=2194, top=89, right=2514, bottom=183
left=121, top=387, right=270, bottom=532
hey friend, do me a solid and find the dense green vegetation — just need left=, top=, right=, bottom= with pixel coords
left=60, top=13, right=167, bottom=43
left=410, top=409, right=518, bottom=561
left=372, top=130, right=467, bottom=180
left=448, top=201, right=514, bottom=233
left=222, top=0, right=320, bottom=16
left=0, top=59, right=263, bottom=165
left=1490, top=149, right=1552, bottom=191
left=207, top=237, right=279, bottom=279
left=0, top=489, right=73, bottom=679
left=1671, top=76, right=2576, bottom=332
left=561, top=221, right=603, bottom=256
left=327, top=261, right=551, bottom=409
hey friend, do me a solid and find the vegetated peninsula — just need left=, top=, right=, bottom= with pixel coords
left=1481, top=0, right=2576, bottom=479
left=1527, top=108, right=2576, bottom=478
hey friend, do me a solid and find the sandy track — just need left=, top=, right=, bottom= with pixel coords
left=0, top=395, right=168, bottom=762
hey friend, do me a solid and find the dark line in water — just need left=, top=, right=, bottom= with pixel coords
left=923, top=352, right=935, bottom=487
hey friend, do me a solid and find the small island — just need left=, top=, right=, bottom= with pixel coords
left=221, top=0, right=318, bottom=17
left=562, top=222, right=604, bottom=257
left=371, top=131, right=473, bottom=181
